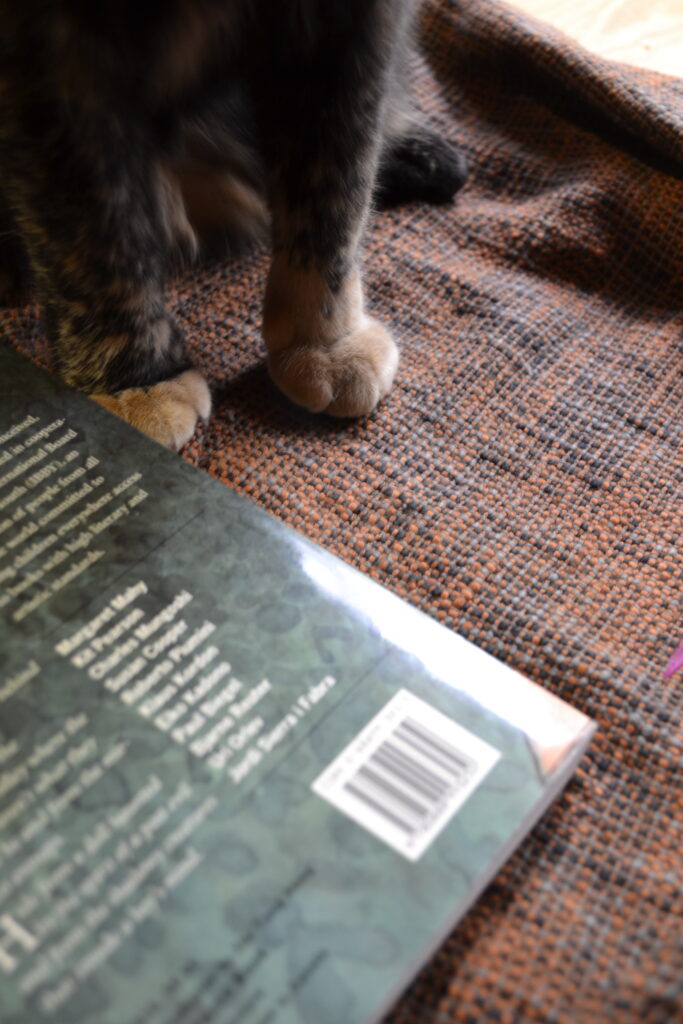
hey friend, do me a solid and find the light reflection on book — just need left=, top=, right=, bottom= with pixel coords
left=295, top=539, right=592, bottom=776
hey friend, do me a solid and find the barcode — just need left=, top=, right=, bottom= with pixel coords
left=312, top=690, right=501, bottom=861
left=344, top=715, right=477, bottom=837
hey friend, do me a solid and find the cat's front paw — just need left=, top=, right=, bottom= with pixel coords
left=91, top=369, right=211, bottom=450
left=268, top=320, right=398, bottom=417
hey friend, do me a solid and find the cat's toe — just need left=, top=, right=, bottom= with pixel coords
left=268, top=320, right=398, bottom=417
left=376, top=130, right=468, bottom=208
left=91, top=369, right=211, bottom=450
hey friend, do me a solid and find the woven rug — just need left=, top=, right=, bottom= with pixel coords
left=3, top=1, right=682, bottom=1021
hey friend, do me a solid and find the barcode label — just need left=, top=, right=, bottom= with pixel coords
left=312, top=690, right=501, bottom=861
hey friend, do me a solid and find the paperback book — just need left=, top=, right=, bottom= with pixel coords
left=0, top=344, right=595, bottom=1024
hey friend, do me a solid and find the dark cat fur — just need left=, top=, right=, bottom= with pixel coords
left=0, top=0, right=466, bottom=448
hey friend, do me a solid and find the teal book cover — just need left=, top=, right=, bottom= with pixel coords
left=0, top=345, right=595, bottom=1024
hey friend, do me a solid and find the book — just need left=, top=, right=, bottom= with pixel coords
left=0, top=343, right=595, bottom=1024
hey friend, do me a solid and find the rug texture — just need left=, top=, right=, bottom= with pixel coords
left=2, top=1, right=682, bottom=1021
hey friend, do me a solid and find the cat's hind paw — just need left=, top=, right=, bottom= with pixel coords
left=268, top=320, right=398, bottom=417
left=91, top=369, right=211, bottom=450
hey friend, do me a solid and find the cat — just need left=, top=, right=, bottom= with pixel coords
left=0, top=0, right=466, bottom=449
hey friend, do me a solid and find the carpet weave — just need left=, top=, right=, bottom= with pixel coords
left=3, top=1, right=682, bottom=1021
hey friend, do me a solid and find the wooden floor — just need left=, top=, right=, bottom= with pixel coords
left=510, top=0, right=683, bottom=76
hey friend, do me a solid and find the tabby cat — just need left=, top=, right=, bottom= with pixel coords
left=0, top=0, right=466, bottom=449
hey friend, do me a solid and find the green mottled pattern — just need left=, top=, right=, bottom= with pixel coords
left=0, top=347, right=589, bottom=1024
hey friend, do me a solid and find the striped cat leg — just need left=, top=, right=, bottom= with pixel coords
left=2, top=112, right=210, bottom=450
left=255, top=1, right=404, bottom=417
